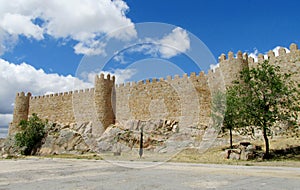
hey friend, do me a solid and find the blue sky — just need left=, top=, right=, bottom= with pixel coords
left=0, top=0, right=300, bottom=133
left=2, top=0, right=300, bottom=76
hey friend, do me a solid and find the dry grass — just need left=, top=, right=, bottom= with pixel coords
left=39, top=153, right=103, bottom=160
left=2, top=136, right=299, bottom=168
left=170, top=137, right=300, bottom=167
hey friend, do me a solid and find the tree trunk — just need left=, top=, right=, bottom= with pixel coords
left=229, top=128, right=233, bottom=149
left=263, top=126, right=270, bottom=159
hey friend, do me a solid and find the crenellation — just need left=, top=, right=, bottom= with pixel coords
left=190, top=72, right=196, bottom=79
left=174, top=75, right=180, bottom=80
left=237, top=51, right=243, bottom=60
left=258, top=53, right=264, bottom=63
left=10, top=43, right=300, bottom=137
left=290, top=43, right=298, bottom=52
left=218, top=53, right=226, bottom=62
left=279, top=47, right=286, bottom=56
left=199, top=71, right=205, bottom=77
left=126, top=82, right=131, bottom=87
left=228, top=51, right=234, bottom=60
left=242, top=53, right=248, bottom=60
left=268, top=50, right=275, bottom=58
left=100, top=73, right=104, bottom=79
left=248, top=56, right=255, bottom=64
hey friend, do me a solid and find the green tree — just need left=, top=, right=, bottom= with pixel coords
left=227, top=60, right=299, bottom=158
left=211, top=91, right=227, bottom=144
left=223, top=87, right=244, bottom=149
left=15, top=113, right=47, bottom=155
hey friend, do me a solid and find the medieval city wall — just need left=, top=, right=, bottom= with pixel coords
left=28, top=91, right=75, bottom=123
left=10, top=43, right=300, bottom=134
left=115, top=72, right=211, bottom=128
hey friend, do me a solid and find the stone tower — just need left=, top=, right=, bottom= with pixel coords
left=9, top=92, right=31, bottom=135
left=94, top=73, right=115, bottom=129
left=218, top=51, right=249, bottom=87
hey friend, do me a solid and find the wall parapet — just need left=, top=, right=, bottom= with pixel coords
left=115, top=71, right=207, bottom=90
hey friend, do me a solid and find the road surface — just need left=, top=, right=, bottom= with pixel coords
left=0, top=158, right=299, bottom=190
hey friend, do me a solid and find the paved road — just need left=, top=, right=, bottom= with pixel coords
left=0, top=158, right=299, bottom=190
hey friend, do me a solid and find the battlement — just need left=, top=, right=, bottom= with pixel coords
left=29, top=88, right=95, bottom=100
left=115, top=71, right=207, bottom=90
left=95, top=73, right=115, bottom=82
left=10, top=43, right=300, bottom=136
left=16, top=92, right=31, bottom=97
left=249, top=43, right=299, bottom=65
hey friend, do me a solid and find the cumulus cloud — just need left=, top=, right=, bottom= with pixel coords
left=158, top=27, right=190, bottom=58
left=118, top=27, right=191, bottom=61
left=0, top=0, right=136, bottom=55
left=0, top=58, right=92, bottom=115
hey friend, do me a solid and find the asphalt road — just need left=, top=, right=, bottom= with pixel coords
left=0, top=158, right=299, bottom=190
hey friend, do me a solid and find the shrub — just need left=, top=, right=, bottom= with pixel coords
left=15, top=113, right=47, bottom=155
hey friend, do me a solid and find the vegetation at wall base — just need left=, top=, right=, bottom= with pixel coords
left=14, top=113, right=47, bottom=155
left=224, top=60, right=300, bottom=159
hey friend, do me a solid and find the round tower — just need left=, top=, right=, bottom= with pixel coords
left=9, top=92, right=31, bottom=135
left=94, top=73, right=115, bottom=130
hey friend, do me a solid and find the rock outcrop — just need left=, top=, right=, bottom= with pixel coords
left=1, top=119, right=211, bottom=157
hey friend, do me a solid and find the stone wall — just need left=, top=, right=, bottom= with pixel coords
left=9, top=43, right=300, bottom=136
left=29, top=92, right=75, bottom=124
left=115, top=72, right=211, bottom=129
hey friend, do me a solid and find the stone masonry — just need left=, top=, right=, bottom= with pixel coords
left=9, top=43, right=300, bottom=136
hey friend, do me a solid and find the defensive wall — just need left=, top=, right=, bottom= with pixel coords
left=9, top=43, right=300, bottom=135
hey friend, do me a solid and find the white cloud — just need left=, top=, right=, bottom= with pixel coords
left=248, top=48, right=259, bottom=62
left=0, top=0, right=136, bottom=55
left=159, top=27, right=190, bottom=58
left=0, top=58, right=92, bottom=114
left=272, top=46, right=290, bottom=56
left=112, top=69, right=137, bottom=84
left=83, top=69, right=136, bottom=85
left=0, top=13, right=44, bottom=40
left=118, top=27, right=191, bottom=61
left=74, top=40, right=107, bottom=56
left=210, top=63, right=219, bottom=71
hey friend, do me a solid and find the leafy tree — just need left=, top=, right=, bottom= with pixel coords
left=227, top=60, right=299, bottom=158
left=15, top=113, right=47, bottom=155
left=211, top=91, right=227, bottom=143
left=223, top=87, right=244, bottom=149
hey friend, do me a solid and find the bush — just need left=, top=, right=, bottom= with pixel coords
left=15, top=113, right=47, bottom=155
